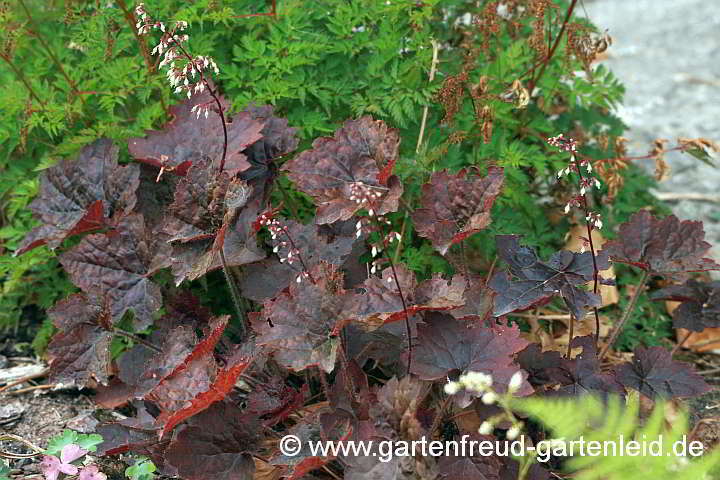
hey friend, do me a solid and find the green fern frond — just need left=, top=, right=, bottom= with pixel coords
left=511, top=394, right=720, bottom=480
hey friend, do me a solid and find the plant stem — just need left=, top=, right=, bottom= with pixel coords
left=415, top=40, right=440, bottom=153
left=566, top=314, right=575, bottom=358
left=219, top=246, right=248, bottom=339
left=233, top=0, right=277, bottom=19
left=111, top=328, right=162, bottom=353
left=572, top=160, right=602, bottom=346
left=387, top=257, right=413, bottom=376
left=527, top=0, right=578, bottom=95
left=598, top=270, right=650, bottom=361
left=0, top=434, right=44, bottom=459
left=164, top=36, right=228, bottom=172
left=0, top=55, right=46, bottom=107
left=430, top=395, right=452, bottom=437
left=671, top=330, right=693, bottom=356
left=280, top=226, right=315, bottom=283
left=115, top=0, right=169, bottom=116
left=18, top=0, right=82, bottom=100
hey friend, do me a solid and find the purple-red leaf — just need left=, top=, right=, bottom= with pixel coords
left=240, top=104, right=299, bottom=181
left=59, top=214, right=165, bottom=330
left=616, top=346, right=711, bottom=399
left=250, top=263, right=346, bottom=373
left=160, top=157, right=265, bottom=284
left=128, top=88, right=264, bottom=177
left=410, top=313, right=532, bottom=407
left=490, top=235, right=608, bottom=320
left=17, top=138, right=139, bottom=255
left=650, top=279, right=720, bottom=332
left=282, top=116, right=403, bottom=224
left=345, top=266, right=467, bottom=330
left=164, top=401, right=259, bottom=480
left=412, top=167, right=504, bottom=255
left=448, top=274, right=495, bottom=322
left=46, top=294, right=112, bottom=387
left=239, top=219, right=357, bottom=302
left=143, top=318, right=257, bottom=435
left=600, top=210, right=720, bottom=279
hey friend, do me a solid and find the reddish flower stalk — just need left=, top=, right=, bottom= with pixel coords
left=135, top=4, right=228, bottom=172
left=352, top=185, right=411, bottom=375
left=256, top=211, right=314, bottom=284
left=550, top=134, right=604, bottom=352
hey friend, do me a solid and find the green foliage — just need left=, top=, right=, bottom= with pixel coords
left=125, top=457, right=157, bottom=480
left=0, top=460, right=10, bottom=480
left=45, top=429, right=104, bottom=456
left=511, top=393, right=720, bottom=479
left=0, top=0, right=673, bottom=346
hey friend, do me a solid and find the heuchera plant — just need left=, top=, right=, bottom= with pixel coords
left=12, top=3, right=720, bottom=480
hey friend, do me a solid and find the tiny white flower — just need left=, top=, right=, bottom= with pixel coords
left=371, top=246, right=378, bottom=257
left=296, top=275, right=302, bottom=283
left=387, top=276, right=393, bottom=283
left=506, top=425, right=521, bottom=440
left=595, top=178, right=601, bottom=189
left=481, top=392, right=498, bottom=405
left=478, top=421, right=493, bottom=435
left=508, top=371, right=523, bottom=393
left=444, top=381, right=460, bottom=395
left=356, top=220, right=362, bottom=231
left=368, top=209, right=374, bottom=217
left=587, top=163, right=592, bottom=173
left=205, top=109, right=209, bottom=119
left=564, top=203, right=571, bottom=214
left=580, top=186, right=586, bottom=195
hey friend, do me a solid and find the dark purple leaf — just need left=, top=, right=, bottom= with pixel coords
left=164, top=401, right=259, bottom=480
left=490, top=235, right=609, bottom=320
left=46, top=294, right=112, bottom=387
left=17, top=138, right=139, bottom=255
left=59, top=214, right=165, bottom=330
left=410, top=313, right=532, bottom=407
left=128, top=87, right=264, bottom=177
left=600, top=210, right=720, bottom=279
left=650, top=279, right=720, bottom=331
left=345, top=266, right=467, bottom=330
left=282, top=116, right=403, bottom=224
left=616, top=346, right=711, bottom=399
left=250, top=263, right=346, bottom=373
left=239, top=219, right=357, bottom=302
left=412, top=167, right=504, bottom=255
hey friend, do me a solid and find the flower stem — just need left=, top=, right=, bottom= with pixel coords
left=671, top=330, right=693, bottom=356
left=572, top=161, right=602, bottom=347
left=388, top=257, right=413, bottom=376
left=163, top=35, right=228, bottom=172
left=598, top=270, right=650, bottom=361
left=219, top=246, right=248, bottom=340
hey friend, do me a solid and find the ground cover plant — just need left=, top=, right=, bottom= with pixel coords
left=2, top=0, right=720, bottom=479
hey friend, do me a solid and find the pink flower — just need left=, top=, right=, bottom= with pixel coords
left=40, top=444, right=88, bottom=480
left=79, top=465, right=108, bottom=480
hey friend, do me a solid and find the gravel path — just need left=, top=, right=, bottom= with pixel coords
left=582, top=0, right=720, bottom=273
